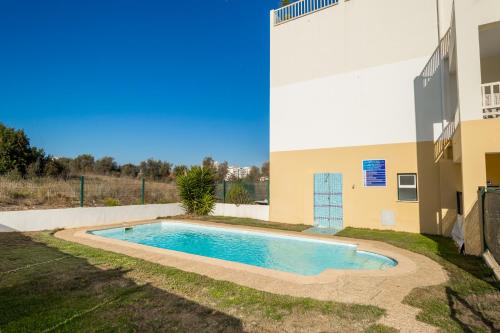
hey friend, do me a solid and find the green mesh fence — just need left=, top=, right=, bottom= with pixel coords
left=0, top=176, right=267, bottom=211
left=215, top=181, right=269, bottom=205
left=482, top=187, right=500, bottom=263
left=0, top=175, right=178, bottom=210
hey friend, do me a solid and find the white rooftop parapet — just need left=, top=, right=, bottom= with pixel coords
left=273, top=0, right=339, bottom=26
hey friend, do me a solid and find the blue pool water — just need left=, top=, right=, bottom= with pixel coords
left=90, top=221, right=397, bottom=276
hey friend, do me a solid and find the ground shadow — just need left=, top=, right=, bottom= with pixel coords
left=418, top=234, right=499, bottom=331
left=422, top=234, right=498, bottom=288
left=0, top=232, right=244, bottom=333
left=446, top=287, right=496, bottom=332
left=413, top=43, right=460, bottom=236
left=0, top=224, right=17, bottom=232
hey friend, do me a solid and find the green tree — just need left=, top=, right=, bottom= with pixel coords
left=56, top=157, right=72, bottom=172
left=177, top=166, right=216, bottom=215
left=173, top=165, right=188, bottom=178
left=26, top=150, right=48, bottom=178
left=71, top=154, right=95, bottom=175
left=120, top=163, right=139, bottom=178
left=0, top=123, right=43, bottom=176
left=280, top=0, right=291, bottom=7
left=246, top=166, right=261, bottom=182
left=44, top=157, right=70, bottom=178
left=216, top=161, right=228, bottom=182
left=140, top=159, right=171, bottom=181
left=202, top=156, right=217, bottom=172
left=261, top=161, right=270, bottom=178
left=95, top=156, right=118, bottom=175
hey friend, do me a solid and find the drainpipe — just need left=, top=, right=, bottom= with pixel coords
left=436, top=0, right=447, bottom=237
left=436, top=0, right=447, bottom=134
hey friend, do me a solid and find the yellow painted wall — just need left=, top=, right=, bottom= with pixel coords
left=438, top=159, right=463, bottom=236
left=270, top=141, right=445, bottom=234
left=458, top=119, right=500, bottom=254
left=486, top=153, right=500, bottom=186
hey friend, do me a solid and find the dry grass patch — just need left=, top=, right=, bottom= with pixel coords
left=0, top=175, right=178, bottom=211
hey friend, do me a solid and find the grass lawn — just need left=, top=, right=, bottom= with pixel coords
left=172, top=216, right=500, bottom=332
left=2, top=217, right=498, bottom=333
left=337, top=228, right=500, bottom=333
left=0, top=231, right=389, bottom=333
left=166, top=215, right=311, bottom=232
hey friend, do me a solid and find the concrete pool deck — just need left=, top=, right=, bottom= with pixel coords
left=56, top=219, right=448, bottom=332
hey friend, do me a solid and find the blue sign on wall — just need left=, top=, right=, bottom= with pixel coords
left=363, top=160, right=386, bottom=187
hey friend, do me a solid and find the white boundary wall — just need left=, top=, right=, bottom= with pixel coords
left=212, top=204, right=270, bottom=221
left=0, top=204, right=184, bottom=232
left=0, top=203, right=270, bottom=232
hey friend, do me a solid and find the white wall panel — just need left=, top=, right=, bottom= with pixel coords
left=0, top=203, right=270, bottom=232
left=0, top=204, right=184, bottom=232
left=270, top=56, right=432, bottom=152
left=212, top=204, right=269, bottom=221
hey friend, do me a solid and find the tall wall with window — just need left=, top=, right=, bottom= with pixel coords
left=270, top=0, right=447, bottom=233
left=451, top=0, right=500, bottom=254
left=270, top=0, right=500, bottom=241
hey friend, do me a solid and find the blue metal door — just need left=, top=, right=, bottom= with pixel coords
left=314, top=173, right=343, bottom=230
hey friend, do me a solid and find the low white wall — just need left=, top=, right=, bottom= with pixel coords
left=0, top=203, right=270, bottom=232
left=0, top=204, right=184, bottom=232
left=212, top=203, right=269, bottom=221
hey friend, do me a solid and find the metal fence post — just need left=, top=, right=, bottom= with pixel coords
left=141, top=178, right=145, bottom=205
left=80, top=175, right=84, bottom=207
left=223, top=180, right=226, bottom=203
left=267, top=179, right=270, bottom=205
left=478, top=187, right=486, bottom=255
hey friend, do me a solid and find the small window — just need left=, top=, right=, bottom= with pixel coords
left=398, top=173, right=417, bottom=201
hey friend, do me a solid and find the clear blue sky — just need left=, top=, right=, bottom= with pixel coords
left=0, top=0, right=275, bottom=167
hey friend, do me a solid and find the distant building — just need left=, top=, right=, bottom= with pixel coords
left=226, top=166, right=251, bottom=180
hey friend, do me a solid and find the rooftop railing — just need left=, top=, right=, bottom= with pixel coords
left=273, top=0, right=339, bottom=26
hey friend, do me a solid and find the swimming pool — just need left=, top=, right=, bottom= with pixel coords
left=90, top=221, right=397, bottom=276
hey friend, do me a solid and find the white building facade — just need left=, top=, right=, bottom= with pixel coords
left=269, top=0, right=500, bottom=254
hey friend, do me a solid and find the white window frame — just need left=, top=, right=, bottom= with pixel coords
left=397, top=173, right=418, bottom=201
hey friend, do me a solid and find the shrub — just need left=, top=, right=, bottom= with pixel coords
left=8, top=190, right=30, bottom=200
left=227, top=182, right=252, bottom=206
left=104, top=197, right=120, bottom=207
left=177, top=166, right=215, bottom=215
left=5, top=169, right=23, bottom=181
left=44, top=158, right=70, bottom=179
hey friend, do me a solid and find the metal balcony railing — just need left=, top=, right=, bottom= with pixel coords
left=420, top=26, right=453, bottom=86
left=434, top=82, right=500, bottom=161
left=482, top=81, right=500, bottom=119
left=422, top=16, right=458, bottom=162
left=434, top=108, right=460, bottom=162
left=273, top=0, right=339, bottom=26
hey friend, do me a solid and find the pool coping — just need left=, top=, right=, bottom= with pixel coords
left=80, top=219, right=408, bottom=284
left=56, top=219, right=449, bottom=332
